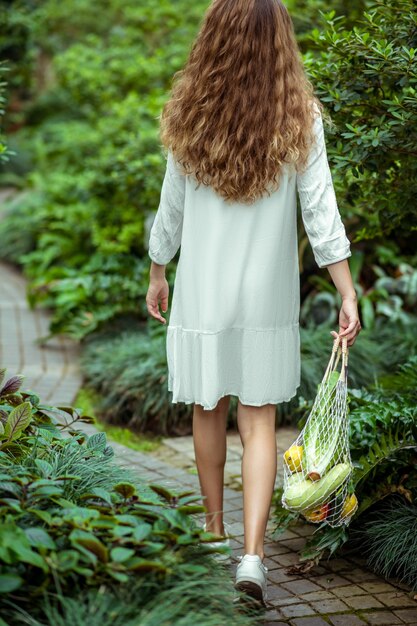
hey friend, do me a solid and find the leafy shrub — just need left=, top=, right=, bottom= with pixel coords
left=300, top=250, right=417, bottom=331
left=11, top=575, right=257, bottom=626
left=80, top=320, right=194, bottom=436
left=0, top=368, right=254, bottom=625
left=306, top=0, right=417, bottom=248
left=0, top=0, right=209, bottom=337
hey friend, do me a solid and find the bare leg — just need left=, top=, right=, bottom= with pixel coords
left=237, top=401, right=277, bottom=561
left=192, top=395, right=231, bottom=535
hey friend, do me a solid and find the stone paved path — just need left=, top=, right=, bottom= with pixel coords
left=0, top=189, right=81, bottom=406
left=1, top=186, right=416, bottom=625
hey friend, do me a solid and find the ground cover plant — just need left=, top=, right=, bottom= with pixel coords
left=0, top=368, right=256, bottom=625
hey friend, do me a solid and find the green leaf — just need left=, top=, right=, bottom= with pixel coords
left=180, top=563, right=209, bottom=575
left=113, top=482, right=137, bottom=498
left=132, top=523, right=152, bottom=541
left=149, top=484, right=175, bottom=502
left=125, top=558, right=167, bottom=573
left=56, top=549, right=79, bottom=571
left=35, top=459, right=53, bottom=477
left=0, top=574, right=23, bottom=593
left=24, top=527, right=56, bottom=550
left=87, top=432, right=107, bottom=452
left=107, top=570, right=130, bottom=583
left=28, top=508, right=53, bottom=525
left=177, top=505, right=206, bottom=515
left=4, top=402, right=32, bottom=441
left=14, top=544, right=47, bottom=571
left=70, top=529, right=109, bottom=563
left=0, top=442, right=25, bottom=457
left=110, top=547, right=135, bottom=563
left=353, top=425, right=416, bottom=489
left=32, top=485, right=64, bottom=498
left=360, top=296, right=375, bottom=330
left=88, top=487, right=113, bottom=504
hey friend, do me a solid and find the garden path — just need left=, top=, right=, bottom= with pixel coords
left=1, top=186, right=416, bottom=625
left=0, top=188, right=81, bottom=405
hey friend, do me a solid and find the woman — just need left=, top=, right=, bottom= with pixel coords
left=146, top=0, right=361, bottom=607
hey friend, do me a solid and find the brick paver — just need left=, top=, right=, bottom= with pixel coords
left=0, top=189, right=81, bottom=406
left=2, top=185, right=416, bottom=624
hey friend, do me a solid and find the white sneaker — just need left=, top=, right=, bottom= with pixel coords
left=202, top=521, right=232, bottom=563
left=234, top=554, right=268, bottom=606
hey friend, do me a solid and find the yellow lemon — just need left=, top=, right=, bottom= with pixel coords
left=284, top=445, right=304, bottom=473
left=341, top=493, right=358, bottom=519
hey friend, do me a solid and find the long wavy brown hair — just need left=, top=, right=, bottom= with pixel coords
left=159, top=0, right=323, bottom=204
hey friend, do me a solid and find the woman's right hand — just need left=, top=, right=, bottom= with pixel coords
left=331, top=296, right=362, bottom=347
left=146, top=276, right=169, bottom=325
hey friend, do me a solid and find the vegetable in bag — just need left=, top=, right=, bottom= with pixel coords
left=281, top=336, right=358, bottom=527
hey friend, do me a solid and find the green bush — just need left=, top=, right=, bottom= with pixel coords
left=0, top=0, right=209, bottom=337
left=0, top=368, right=255, bottom=625
left=305, top=0, right=417, bottom=248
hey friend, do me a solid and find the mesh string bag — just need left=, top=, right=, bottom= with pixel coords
left=281, top=336, right=358, bottom=527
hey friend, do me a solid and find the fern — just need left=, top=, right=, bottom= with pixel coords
left=377, top=356, right=417, bottom=399
left=353, top=423, right=416, bottom=487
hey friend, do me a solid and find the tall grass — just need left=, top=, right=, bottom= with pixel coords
left=350, top=497, right=417, bottom=590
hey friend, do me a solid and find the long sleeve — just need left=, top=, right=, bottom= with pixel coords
left=296, top=104, right=351, bottom=269
left=148, top=149, right=186, bottom=265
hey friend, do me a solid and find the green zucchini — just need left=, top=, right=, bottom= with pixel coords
left=283, top=462, right=351, bottom=511
left=303, top=370, right=341, bottom=480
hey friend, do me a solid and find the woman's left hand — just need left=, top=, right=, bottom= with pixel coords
left=146, top=277, right=169, bottom=324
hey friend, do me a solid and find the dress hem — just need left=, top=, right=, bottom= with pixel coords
left=168, top=384, right=300, bottom=411
left=167, top=322, right=299, bottom=335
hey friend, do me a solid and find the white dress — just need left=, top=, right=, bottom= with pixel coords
left=147, top=106, right=351, bottom=410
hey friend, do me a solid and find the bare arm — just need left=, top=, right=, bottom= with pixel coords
left=146, top=150, right=186, bottom=325
left=326, top=258, right=361, bottom=346
left=296, top=104, right=361, bottom=347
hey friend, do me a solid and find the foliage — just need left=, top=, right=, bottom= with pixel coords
left=0, top=0, right=209, bottom=338
left=10, top=576, right=258, bottom=626
left=0, top=62, right=11, bottom=163
left=300, top=249, right=417, bottom=331
left=75, top=386, right=162, bottom=453
left=287, top=0, right=369, bottom=47
left=305, top=0, right=417, bottom=249
left=349, top=498, right=417, bottom=591
left=0, top=368, right=253, bottom=625
left=80, top=320, right=194, bottom=436
left=297, top=318, right=417, bottom=400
